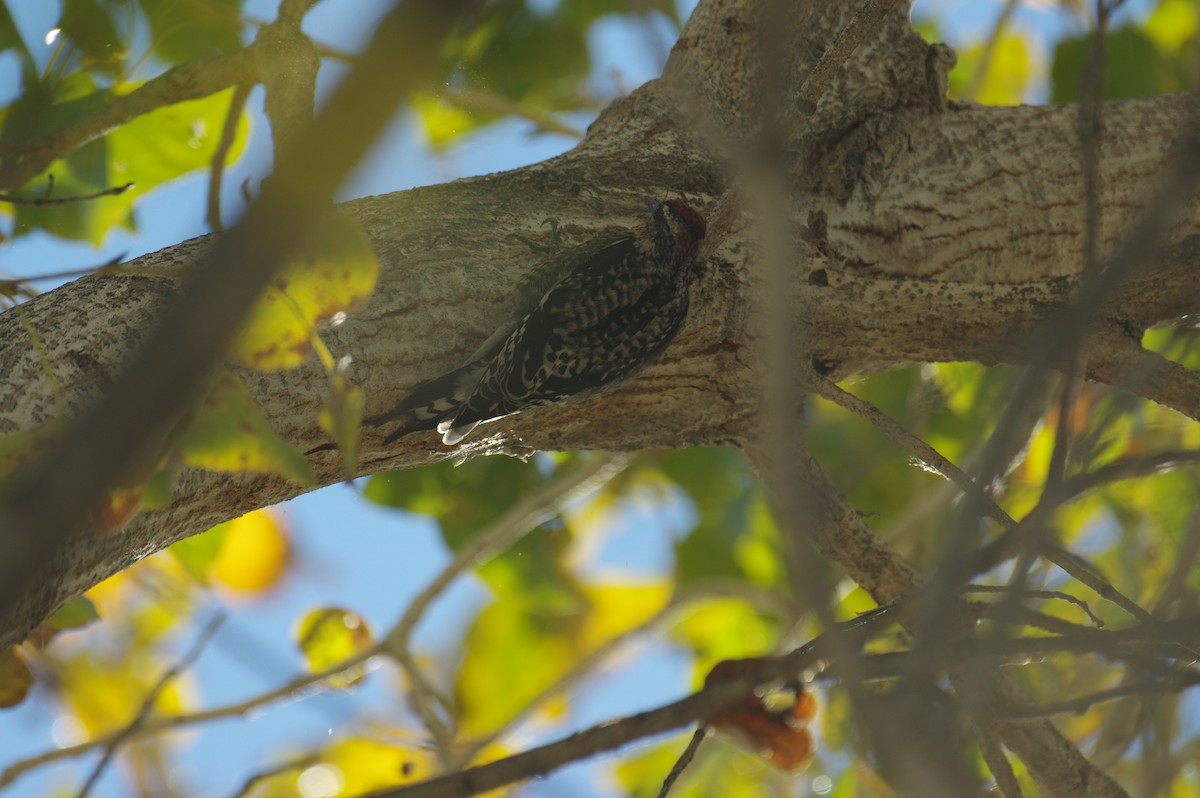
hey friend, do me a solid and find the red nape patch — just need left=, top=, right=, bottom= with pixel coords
left=666, top=199, right=708, bottom=234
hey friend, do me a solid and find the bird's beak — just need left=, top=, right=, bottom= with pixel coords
left=644, top=196, right=660, bottom=214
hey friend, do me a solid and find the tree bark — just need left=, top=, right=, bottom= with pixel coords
left=1, top=3, right=1198, bottom=790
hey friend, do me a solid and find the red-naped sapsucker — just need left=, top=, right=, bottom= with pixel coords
left=374, top=197, right=708, bottom=446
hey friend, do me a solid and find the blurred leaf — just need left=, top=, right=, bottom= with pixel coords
left=454, top=578, right=664, bottom=738
left=6, top=83, right=249, bottom=243
left=170, top=522, right=229, bottom=584
left=60, top=0, right=128, bottom=75
left=0, top=647, right=33, bottom=707
left=367, top=455, right=580, bottom=605
left=949, top=32, right=1035, bottom=104
left=576, top=580, right=671, bottom=653
left=657, top=447, right=788, bottom=590
left=295, top=607, right=373, bottom=688
left=454, top=596, right=575, bottom=736
left=320, top=374, right=364, bottom=480
left=208, top=509, right=292, bottom=593
left=324, top=736, right=433, bottom=795
left=137, top=0, right=244, bottom=65
left=0, top=4, right=34, bottom=84
left=413, top=91, right=479, bottom=150
left=178, top=369, right=315, bottom=484
left=428, top=0, right=678, bottom=146
left=1051, top=27, right=1187, bottom=103
left=27, top=595, right=101, bottom=648
left=671, top=598, right=778, bottom=681
left=59, top=651, right=189, bottom=736
left=0, top=417, right=65, bottom=483
left=1146, top=0, right=1199, bottom=52
left=230, top=212, right=377, bottom=370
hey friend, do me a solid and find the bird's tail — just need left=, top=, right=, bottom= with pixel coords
left=370, top=361, right=485, bottom=444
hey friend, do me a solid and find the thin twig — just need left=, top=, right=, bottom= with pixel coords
left=657, top=727, right=708, bottom=798
left=382, top=453, right=629, bottom=761
left=0, top=640, right=387, bottom=789
left=0, top=182, right=133, bottom=206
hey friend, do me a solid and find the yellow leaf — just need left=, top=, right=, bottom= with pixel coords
left=209, top=510, right=291, bottom=593
left=576, top=581, right=671, bottom=653
left=230, top=212, right=378, bottom=370
left=412, top=91, right=477, bottom=149
left=1146, top=0, right=1199, bottom=52
left=59, top=653, right=188, bottom=737
left=950, top=33, right=1036, bottom=105
left=179, top=369, right=314, bottom=484
left=295, top=608, right=374, bottom=688
left=323, top=737, right=433, bottom=795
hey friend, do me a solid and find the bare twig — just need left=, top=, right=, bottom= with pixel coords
left=0, top=182, right=133, bottom=206
left=657, top=727, right=708, bottom=798
left=382, top=453, right=629, bottom=761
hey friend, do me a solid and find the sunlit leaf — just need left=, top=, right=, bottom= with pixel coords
left=949, top=32, right=1035, bottom=105
left=1145, top=0, right=1199, bottom=53
left=177, top=369, right=314, bottom=484
left=59, top=651, right=189, bottom=736
left=454, top=597, right=576, bottom=736
left=671, top=598, right=779, bottom=682
left=322, top=736, right=434, bottom=795
left=229, top=213, right=378, bottom=370
left=295, top=607, right=374, bottom=689
left=5, top=81, right=248, bottom=243
left=207, top=509, right=291, bottom=593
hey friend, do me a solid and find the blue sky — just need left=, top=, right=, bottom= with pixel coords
left=0, top=1, right=1164, bottom=796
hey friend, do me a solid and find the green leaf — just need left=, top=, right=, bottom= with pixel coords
left=6, top=82, right=249, bottom=244
left=178, top=369, right=315, bottom=485
left=60, top=0, right=128, bottom=75
left=659, top=447, right=785, bottom=589
left=137, top=0, right=245, bottom=65
left=1051, top=27, right=1187, bottom=103
left=169, top=523, right=229, bottom=584
left=366, top=456, right=581, bottom=606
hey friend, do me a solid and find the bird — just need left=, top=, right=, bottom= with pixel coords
left=372, top=196, right=708, bottom=446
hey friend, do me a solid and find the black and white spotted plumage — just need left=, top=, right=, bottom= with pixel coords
left=375, top=197, right=708, bottom=446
